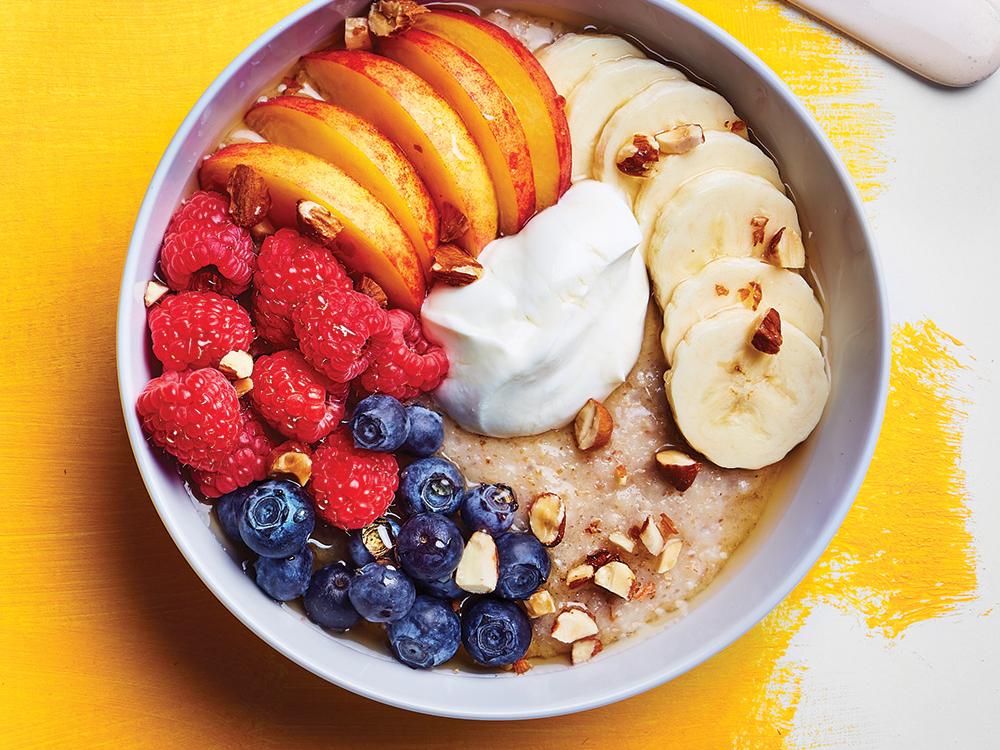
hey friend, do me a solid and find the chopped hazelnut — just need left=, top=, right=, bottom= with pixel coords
left=218, top=350, right=253, bottom=380
left=751, top=308, right=783, bottom=355
left=574, top=398, right=613, bottom=451
left=551, top=606, right=599, bottom=643
left=655, top=123, right=704, bottom=155
left=571, top=637, right=603, bottom=665
left=655, top=449, right=701, bottom=492
left=616, top=133, right=660, bottom=177
left=143, top=280, right=169, bottom=307
left=593, top=560, right=638, bottom=600
left=528, top=493, right=566, bottom=547
left=524, top=589, right=557, bottom=618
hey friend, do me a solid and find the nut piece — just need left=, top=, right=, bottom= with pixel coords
left=608, top=531, right=636, bottom=554
left=566, top=563, right=595, bottom=589
left=638, top=515, right=665, bottom=556
left=359, top=516, right=397, bottom=560
left=528, top=493, right=566, bottom=547
left=511, top=658, right=532, bottom=675
left=750, top=215, right=769, bottom=246
left=655, top=123, right=705, bottom=155
left=296, top=200, right=343, bottom=247
left=585, top=548, right=619, bottom=569
left=249, top=219, right=275, bottom=244
left=551, top=606, right=599, bottom=643
left=751, top=308, right=783, bottom=355
left=233, top=377, right=253, bottom=398
left=737, top=280, right=763, bottom=312
left=524, top=589, right=557, bottom=618
left=616, top=133, right=660, bottom=177
left=593, top=561, right=638, bottom=600
left=655, top=449, right=701, bottom=492
left=345, top=17, right=373, bottom=50
left=657, top=537, right=684, bottom=574
left=455, top=531, right=499, bottom=594
left=613, top=465, right=628, bottom=486
left=357, top=275, right=388, bottom=308
left=144, top=280, right=170, bottom=307
left=431, top=244, right=483, bottom=287
left=269, top=448, right=312, bottom=486
left=571, top=637, right=604, bottom=665
left=574, top=398, right=613, bottom=451
left=764, top=226, right=806, bottom=268
left=439, top=202, right=470, bottom=243
left=226, top=164, right=271, bottom=228
left=368, top=0, right=428, bottom=38
left=715, top=283, right=729, bottom=297
left=218, top=350, right=254, bottom=380
left=727, top=119, right=748, bottom=137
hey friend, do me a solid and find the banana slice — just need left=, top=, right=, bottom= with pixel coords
left=594, top=79, right=738, bottom=202
left=661, top=257, right=824, bottom=364
left=536, top=33, right=645, bottom=96
left=646, top=170, right=801, bottom=306
left=635, top=131, right=783, bottom=254
left=567, top=58, right=687, bottom=181
left=665, top=307, right=829, bottom=469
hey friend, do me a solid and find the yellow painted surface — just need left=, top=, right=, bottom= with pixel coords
left=0, top=1, right=975, bottom=747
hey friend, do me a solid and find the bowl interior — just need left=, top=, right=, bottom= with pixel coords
left=117, top=0, right=888, bottom=720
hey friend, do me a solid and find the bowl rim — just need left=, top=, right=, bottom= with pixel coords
left=116, top=0, right=890, bottom=721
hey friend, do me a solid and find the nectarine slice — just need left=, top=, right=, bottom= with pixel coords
left=303, top=50, right=497, bottom=255
left=378, top=29, right=535, bottom=236
left=200, top=143, right=425, bottom=312
left=246, top=97, right=438, bottom=274
left=414, top=10, right=571, bottom=210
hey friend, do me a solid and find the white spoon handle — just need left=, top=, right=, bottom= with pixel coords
left=786, top=0, right=1000, bottom=86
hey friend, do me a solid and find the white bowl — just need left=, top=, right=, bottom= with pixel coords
left=117, top=0, right=889, bottom=720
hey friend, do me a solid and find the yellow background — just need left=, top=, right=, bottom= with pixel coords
left=2, top=2, right=972, bottom=748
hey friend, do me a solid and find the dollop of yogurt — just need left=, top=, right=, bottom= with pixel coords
left=422, top=181, right=648, bottom=438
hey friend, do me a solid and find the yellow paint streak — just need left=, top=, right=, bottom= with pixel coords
left=681, top=0, right=891, bottom=199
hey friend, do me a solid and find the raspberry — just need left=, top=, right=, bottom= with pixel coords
left=251, top=350, right=349, bottom=442
left=148, top=291, right=254, bottom=371
left=360, top=310, right=449, bottom=400
left=310, top=428, right=399, bottom=530
left=136, top=368, right=242, bottom=471
left=252, top=229, right=352, bottom=347
left=190, top=411, right=274, bottom=498
left=292, top=286, right=391, bottom=383
left=159, top=191, right=255, bottom=296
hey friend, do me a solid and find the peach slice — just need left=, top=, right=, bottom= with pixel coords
left=414, top=9, right=571, bottom=211
left=200, top=143, right=425, bottom=312
left=245, top=96, right=438, bottom=274
left=303, top=50, right=497, bottom=255
left=378, top=29, right=535, bottom=236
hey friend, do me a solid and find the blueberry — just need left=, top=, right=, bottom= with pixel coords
left=350, top=394, right=410, bottom=452
left=347, top=516, right=401, bottom=567
left=398, top=457, right=465, bottom=515
left=420, top=575, right=464, bottom=601
left=401, top=405, right=444, bottom=456
left=348, top=562, right=416, bottom=623
left=386, top=595, right=461, bottom=669
left=461, top=597, right=531, bottom=667
left=254, top=546, right=313, bottom=601
left=459, top=484, right=518, bottom=536
left=216, top=485, right=254, bottom=543
left=304, top=561, right=360, bottom=631
left=396, top=512, right=464, bottom=582
left=495, top=532, right=551, bottom=600
left=238, top=479, right=315, bottom=558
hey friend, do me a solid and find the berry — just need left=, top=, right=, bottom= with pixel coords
left=310, top=429, right=399, bottom=530
left=216, top=485, right=254, bottom=546
left=136, top=368, right=242, bottom=471
left=395, top=513, right=464, bottom=582
left=159, top=190, right=255, bottom=296
left=349, top=562, right=416, bottom=623
left=350, top=394, right=409, bottom=452
left=420, top=575, right=464, bottom=601
left=401, top=405, right=444, bottom=456
left=359, top=309, right=449, bottom=400
left=461, top=597, right=531, bottom=667
left=251, top=350, right=348, bottom=442
left=495, top=532, right=551, bottom=600
left=251, top=229, right=352, bottom=347
left=347, top=516, right=401, bottom=567
left=304, top=561, right=360, bottom=631
left=148, top=291, right=254, bottom=371
left=292, top=286, right=390, bottom=383
left=398, top=457, right=465, bottom=516
left=387, top=595, right=461, bottom=669
left=238, top=479, right=315, bottom=558
left=255, top=546, right=314, bottom=601
left=460, top=484, right=518, bottom=537
left=190, top=411, right=274, bottom=498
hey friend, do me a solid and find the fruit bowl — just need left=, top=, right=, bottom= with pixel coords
left=117, top=0, right=888, bottom=720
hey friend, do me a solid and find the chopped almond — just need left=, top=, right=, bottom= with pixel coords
left=233, top=377, right=253, bottom=398
left=566, top=563, right=595, bottom=588
left=296, top=200, right=343, bottom=247
left=143, top=280, right=170, bottom=307
left=593, top=561, right=638, bottom=600
left=528, top=493, right=566, bottom=547
left=657, top=537, right=684, bottom=574
left=751, top=308, right=783, bottom=355
left=608, top=531, right=636, bottom=554
left=655, top=124, right=704, bottom=155
left=524, top=589, right=557, bottom=618
left=455, top=531, right=499, bottom=594
left=439, top=202, right=470, bottom=243
left=551, top=606, right=599, bottom=643
left=357, top=275, right=388, bottom=308
left=226, top=164, right=271, bottom=228
left=638, top=515, right=665, bottom=556
left=655, top=449, right=701, bottom=492
left=218, top=350, right=253, bottom=380
left=571, top=637, right=603, bottom=665
left=431, top=244, right=482, bottom=287
left=574, top=398, right=613, bottom=451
